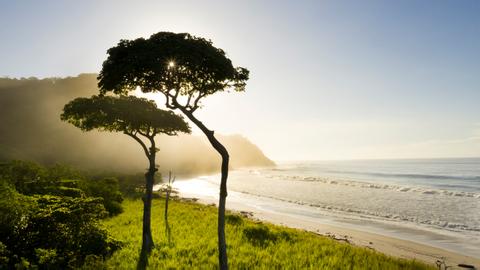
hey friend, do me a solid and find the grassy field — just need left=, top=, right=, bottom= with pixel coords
left=101, top=198, right=434, bottom=269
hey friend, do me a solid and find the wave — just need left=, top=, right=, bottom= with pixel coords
left=237, top=190, right=480, bottom=233
left=320, top=169, right=480, bottom=182
left=262, top=174, right=480, bottom=198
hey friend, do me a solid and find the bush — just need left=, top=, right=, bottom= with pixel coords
left=83, top=177, right=124, bottom=215
left=0, top=242, right=9, bottom=267
left=0, top=161, right=81, bottom=196
left=0, top=161, right=124, bottom=215
left=0, top=180, right=32, bottom=241
left=115, top=173, right=147, bottom=198
left=0, top=180, right=122, bottom=269
left=0, top=160, right=49, bottom=194
left=35, top=248, right=57, bottom=266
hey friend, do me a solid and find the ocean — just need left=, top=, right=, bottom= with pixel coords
left=170, top=157, right=480, bottom=257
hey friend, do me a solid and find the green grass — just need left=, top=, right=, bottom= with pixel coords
left=102, top=198, right=434, bottom=269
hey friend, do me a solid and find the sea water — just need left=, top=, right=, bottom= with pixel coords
left=173, top=158, right=480, bottom=257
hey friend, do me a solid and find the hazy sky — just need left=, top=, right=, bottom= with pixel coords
left=1, top=0, right=479, bottom=160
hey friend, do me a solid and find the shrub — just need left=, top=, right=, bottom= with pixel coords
left=0, top=184, right=122, bottom=269
left=0, top=242, right=9, bottom=267
left=0, top=160, right=49, bottom=195
left=83, top=177, right=124, bottom=215
left=0, top=161, right=124, bottom=215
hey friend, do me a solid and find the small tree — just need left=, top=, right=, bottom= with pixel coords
left=163, top=171, right=175, bottom=243
left=97, top=32, right=249, bottom=269
left=61, top=95, right=190, bottom=256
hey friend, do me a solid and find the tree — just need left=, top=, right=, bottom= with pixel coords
left=61, top=95, right=190, bottom=257
left=97, top=32, right=249, bottom=269
left=163, top=171, right=175, bottom=243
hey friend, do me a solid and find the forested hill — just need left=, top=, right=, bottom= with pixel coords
left=0, top=74, right=274, bottom=175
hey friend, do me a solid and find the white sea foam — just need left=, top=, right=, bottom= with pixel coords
left=176, top=159, right=480, bottom=257
left=263, top=173, right=480, bottom=198
left=223, top=159, right=480, bottom=236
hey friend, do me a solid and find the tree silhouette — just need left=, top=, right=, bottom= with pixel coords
left=61, top=95, right=190, bottom=259
left=97, top=32, right=249, bottom=269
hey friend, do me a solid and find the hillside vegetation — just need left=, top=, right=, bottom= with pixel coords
left=0, top=75, right=274, bottom=176
left=0, top=161, right=123, bottom=268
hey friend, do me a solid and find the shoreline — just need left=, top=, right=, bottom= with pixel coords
left=167, top=179, right=480, bottom=269
left=240, top=202, right=479, bottom=268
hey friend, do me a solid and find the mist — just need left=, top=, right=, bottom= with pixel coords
left=0, top=74, right=274, bottom=176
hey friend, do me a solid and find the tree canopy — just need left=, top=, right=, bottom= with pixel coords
left=97, top=32, right=249, bottom=113
left=61, top=95, right=191, bottom=138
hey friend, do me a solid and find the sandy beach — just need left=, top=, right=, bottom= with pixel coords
left=246, top=203, right=480, bottom=269
left=169, top=178, right=480, bottom=269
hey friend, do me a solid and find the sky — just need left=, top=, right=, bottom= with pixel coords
left=1, top=0, right=479, bottom=161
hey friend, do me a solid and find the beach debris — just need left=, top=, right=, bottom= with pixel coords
left=239, top=211, right=254, bottom=218
left=180, top=197, right=199, bottom=203
left=333, top=237, right=350, bottom=244
left=435, top=257, right=452, bottom=270
left=458, top=263, right=476, bottom=269
left=324, top=232, right=351, bottom=244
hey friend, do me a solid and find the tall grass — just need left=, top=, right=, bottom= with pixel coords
left=102, top=198, right=434, bottom=269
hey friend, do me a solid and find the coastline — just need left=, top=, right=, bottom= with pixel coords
left=236, top=201, right=480, bottom=268
left=168, top=178, right=480, bottom=269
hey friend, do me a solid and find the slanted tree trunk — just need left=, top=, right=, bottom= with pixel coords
left=180, top=109, right=229, bottom=270
left=141, top=151, right=156, bottom=255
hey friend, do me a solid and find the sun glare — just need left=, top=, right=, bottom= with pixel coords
left=134, top=87, right=164, bottom=107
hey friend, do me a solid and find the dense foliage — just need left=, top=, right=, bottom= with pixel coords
left=83, top=177, right=124, bottom=215
left=0, top=161, right=124, bottom=216
left=61, top=95, right=190, bottom=136
left=98, top=32, right=249, bottom=99
left=0, top=161, right=123, bottom=269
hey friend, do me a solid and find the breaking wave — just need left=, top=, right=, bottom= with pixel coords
left=262, top=174, right=480, bottom=198
left=237, top=190, right=480, bottom=233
